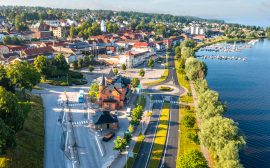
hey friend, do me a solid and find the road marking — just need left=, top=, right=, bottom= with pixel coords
left=95, top=135, right=104, bottom=157
left=145, top=101, right=165, bottom=168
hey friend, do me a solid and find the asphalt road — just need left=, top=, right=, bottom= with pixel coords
left=68, top=90, right=102, bottom=168
left=160, top=96, right=179, bottom=168
left=43, top=92, right=68, bottom=168
left=132, top=95, right=164, bottom=168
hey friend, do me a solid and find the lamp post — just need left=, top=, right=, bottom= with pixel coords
left=125, top=145, right=129, bottom=168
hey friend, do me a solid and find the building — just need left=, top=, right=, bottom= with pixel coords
left=50, top=26, right=67, bottom=39
left=31, top=23, right=52, bottom=39
left=20, top=46, right=54, bottom=61
left=190, top=24, right=206, bottom=35
left=93, top=111, right=118, bottom=130
left=98, top=71, right=131, bottom=110
left=101, top=20, right=106, bottom=33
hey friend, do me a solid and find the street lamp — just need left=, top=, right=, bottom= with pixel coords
left=126, top=145, right=129, bottom=168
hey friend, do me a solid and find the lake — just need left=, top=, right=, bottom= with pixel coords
left=196, top=39, right=270, bottom=168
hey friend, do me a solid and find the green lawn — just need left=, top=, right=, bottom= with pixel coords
left=148, top=103, right=170, bottom=168
left=178, top=106, right=200, bottom=156
left=0, top=95, right=44, bottom=168
left=134, top=95, right=146, bottom=109
left=143, top=69, right=169, bottom=86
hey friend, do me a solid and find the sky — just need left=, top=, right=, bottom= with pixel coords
left=1, top=0, right=269, bottom=27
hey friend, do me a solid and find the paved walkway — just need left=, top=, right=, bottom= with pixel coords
left=110, top=94, right=151, bottom=168
left=189, top=82, right=213, bottom=168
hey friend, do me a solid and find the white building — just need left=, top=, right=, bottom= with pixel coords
left=190, top=24, right=206, bottom=35
left=101, top=20, right=106, bottom=33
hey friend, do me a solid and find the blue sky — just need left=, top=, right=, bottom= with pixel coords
left=1, top=0, right=269, bottom=27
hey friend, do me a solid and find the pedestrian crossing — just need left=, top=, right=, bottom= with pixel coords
left=152, top=100, right=178, bottom=104
left=68, top=103, right=86, bottom=107
left=72, top=120, right=89, bottom=126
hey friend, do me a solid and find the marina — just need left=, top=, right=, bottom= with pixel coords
left=199, top=40, right=258, bottom=53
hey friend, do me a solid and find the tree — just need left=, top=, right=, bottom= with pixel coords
left=0, top=118, right=15, bottom=154
left=121, top=64, right=127, bottom=71
left=175, top=46, right=182, bottom=58
left=181, top=47, right=194, bottom=59
left=113, top=136, right=127, bottom=152
left=72, top=60, right=79, bottom=70
left=148, top=58, right=154, bottom=68
left=88, top=65, right=94, bottom=72
left=139, top=69, right=145, bottom=77
left=177, top=150, right=208, bottom=168
left=199, top=116, right=246, bottom=158
left=113, top=68, right=119, bottom=75
left=131, top=105, right=143, bottom=125
left=180, top=39, right=196, bottom=49
left=196, top=90, right=226, bottom=120
left=185, top=57, right=207, bottom=81
left=70, top=25, right=75, bottom=38
left=34, top=55, right=51, bottom=79
left=128, top=124, right=134, bottom=133
left=0, top=87, right=24, bottom=132
left=89, top=82, right=99, bottom=102
left=7, top=61, right=41, bottom=91
left=78, top=58, right=84, bottom=68
left=131, top=78, right=140, bottom=88
left=183, top=115, right=196, bottom=128
left=52, top=54, right=69, bottom=73
left=0, top=65, right=14, bottom=92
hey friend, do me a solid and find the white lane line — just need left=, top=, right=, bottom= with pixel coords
left=95, top=135, right=104, bottom=157
left=145, top=101, right=164, bottom=168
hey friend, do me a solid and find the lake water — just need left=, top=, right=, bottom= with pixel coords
left=196, top=39, right=270, bottom=168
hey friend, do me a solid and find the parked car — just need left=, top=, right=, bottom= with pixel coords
left=102, top=132, right=115, bottom=142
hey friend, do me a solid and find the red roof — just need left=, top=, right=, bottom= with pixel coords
left=23, top=46, right=54, bottom=57
left=133, top=42, right=150, bottom=48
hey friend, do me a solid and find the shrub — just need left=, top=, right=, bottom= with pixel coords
left=187, top=132, right=200, bottom=145
left=183, top=115, right=196, bottom=128
left=178, top=150, right=208, bottom=168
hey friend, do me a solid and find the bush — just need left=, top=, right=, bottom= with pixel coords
left=183, top=115, right=196, bottom=128
left=187, top=132, right=200, bottom=145
left=69, top=71, right=83, bottom=79
left=178, top=150, right=208, bottom=168
left=88, top=65, right=94, bottom=72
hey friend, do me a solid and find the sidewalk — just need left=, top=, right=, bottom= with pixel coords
left=110, top=94, right=151, bottom=168
left=189, top=81, right=213, bottom=168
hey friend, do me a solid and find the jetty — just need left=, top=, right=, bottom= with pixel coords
left=196, top=55, right=247, bottom=61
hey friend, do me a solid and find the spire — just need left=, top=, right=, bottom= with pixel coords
left=100, top=74, right=106, bottom=86
left=107, top=68, right=115, bottom=78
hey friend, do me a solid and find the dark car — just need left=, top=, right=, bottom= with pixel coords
left=102, top=132, right=115, bottom=142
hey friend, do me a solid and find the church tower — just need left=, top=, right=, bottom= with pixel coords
left=99, top=75, right=106, bottom=91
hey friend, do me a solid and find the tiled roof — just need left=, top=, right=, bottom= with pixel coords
left=23, top=46, right=54, bottom=57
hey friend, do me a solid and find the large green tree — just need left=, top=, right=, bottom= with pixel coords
left=0, top=65, right=14, bottom=92
left=113, top=136, right=128, bottom=152
left=0, top=87, right=24, bottom=132
left=185, top=57, right=207, bottom=81
left=34, top=55, right=51, bottom=79
left=181, top=47, right=194, bottom=59
left=199, top=116, right=246, bottom=160
left=7, top=61, right=41, bottom=91
left=196, top=90, right=226, bottom=120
